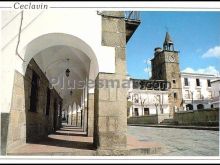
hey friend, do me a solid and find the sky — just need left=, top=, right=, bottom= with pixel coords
left=126, top=11, right=220, bottom=79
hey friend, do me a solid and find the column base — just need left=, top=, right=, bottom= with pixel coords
left=1, top=113, right=10, bottom=155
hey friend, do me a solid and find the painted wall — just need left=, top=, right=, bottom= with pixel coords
left=211, top=79, right=220, bottom=108
left=181, top=73, right=220, bottom=110
left=1, top=10, right=116, bottom=114
left=128, top=89, right=170, bottom=117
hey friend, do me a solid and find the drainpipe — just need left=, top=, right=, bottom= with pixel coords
left=16, top=10, right=25, bottom=62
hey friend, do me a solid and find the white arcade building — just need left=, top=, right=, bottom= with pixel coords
left=181, top=72, right=220, bottom=111
left=1, top=9, right=141, bottom=155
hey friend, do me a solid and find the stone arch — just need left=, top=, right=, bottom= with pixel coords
left=20, top=33, right=99, bottom=143
left=186, top=104, right=193, bottom=110
left=197, top=104, right=204, bottom=110
left=21, top=33, right=99, bottom=81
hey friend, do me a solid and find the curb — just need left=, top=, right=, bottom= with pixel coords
left=128, top=124, right=219, bottom=131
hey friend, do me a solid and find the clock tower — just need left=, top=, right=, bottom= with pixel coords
left=151, top=32, right=183, bottom=116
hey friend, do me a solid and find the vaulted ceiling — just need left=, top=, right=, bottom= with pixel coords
left=33, top=45, right=90, bottom=106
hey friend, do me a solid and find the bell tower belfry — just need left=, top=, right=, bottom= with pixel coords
left=163, top=32, right=174, bottom=51
left=151, top=32, right=183, bottom=116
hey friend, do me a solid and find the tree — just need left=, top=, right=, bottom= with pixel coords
left=127, top=100, right=133, bottom=117
left=140, top=95, right=146, bottom=116
left=127, top=93, right=133, bottom=117
left=154, top=94, right=164, bottom=115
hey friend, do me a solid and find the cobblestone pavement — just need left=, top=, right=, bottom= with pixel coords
left=7, top=125, right=161, bottom=156
left=128, top=126, right=219, bottom=156
left=7, top=126, right=95, bottom=155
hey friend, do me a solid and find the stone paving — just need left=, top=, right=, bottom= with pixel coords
left=128, top=126, right=219, bottom=156
left=7, top=125, right=162, bottom=156
left=9, top=125, right=217, bottom=156
left=7, top=126, right=95, bottom=156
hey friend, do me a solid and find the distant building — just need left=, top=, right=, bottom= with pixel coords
left=210, top=79, right=220, bottom=108
left=127, top=78, right=170, bottom=117
left=128, top=32, right=220, bottom=119
left=181, top=72, right=220, bottom=110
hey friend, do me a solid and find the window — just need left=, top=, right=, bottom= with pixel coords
left=207, top=79, right=211, bottom=87
left=30, top=71, right=38, bottom=112
left=134, top=108, right=139, bottom=116
left=196, top=90, right=201, bottom=99
left=196, top=78, right=200, bottom=86
left=46, top=87, right=51, bottom=116
left=185, top=90, right=190, bottom=99
left=184, top=78, right=189, bottom=86
left=144, top=108, right=150, bottom=116
left=174, top=93, right=177, bottom=99
left=173, top=80, right=176, bottom=84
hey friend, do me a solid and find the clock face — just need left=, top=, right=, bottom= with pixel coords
left=168, top=55, right=175, bottom=62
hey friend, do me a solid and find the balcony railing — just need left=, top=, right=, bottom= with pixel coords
left=124, top=11, right=140, bottom=21
left=125, top=11, right=141, bottom=42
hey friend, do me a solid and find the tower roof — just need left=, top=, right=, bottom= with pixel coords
left=163, top=32, right=173, bottom=45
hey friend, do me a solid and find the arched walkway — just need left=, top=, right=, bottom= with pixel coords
left=4, top=11, right=131, bottom=155
left=25, top=33, right=98, bottom=141
left=7, top=32, right=99, bottom=151
left=22, top=33, right=99, bottom=81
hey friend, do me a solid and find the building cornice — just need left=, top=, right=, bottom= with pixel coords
left=181, top=72, right=219, bottom=78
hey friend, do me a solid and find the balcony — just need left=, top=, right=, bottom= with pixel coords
left=125, top=11, right=141, bottom=43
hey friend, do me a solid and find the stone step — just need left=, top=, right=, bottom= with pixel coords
left=7, top=147, right=162, bottom=156
left=7, top=150, right=96, bottom=156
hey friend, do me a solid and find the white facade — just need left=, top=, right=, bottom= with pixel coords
left=210, top=79, right=220, bottom=108
left=1, top=10, right=116, bottom=113
left=181, top=72, right=220, bottom=110
left=127, top=79, right=170, bottom=117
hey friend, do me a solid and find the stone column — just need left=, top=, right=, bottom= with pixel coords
left=1, top=113, right=10, bottom=155
left=83, top=107, right=87, bottom=132
left=77, top=110, right=82, bottom=127
left=83, top=89, right=88, bottom=132
left=87, top=93, right=94, bottom=137
left=6, top=71, right=26, bottom=152
left=94, top=11, right=127, bottom=152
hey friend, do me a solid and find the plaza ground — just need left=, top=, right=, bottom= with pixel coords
left=128, top=126, right=219, bottom=156
left=7, top=125, right=219, bottom=156
left=7, top=125, right=161, bottom=156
